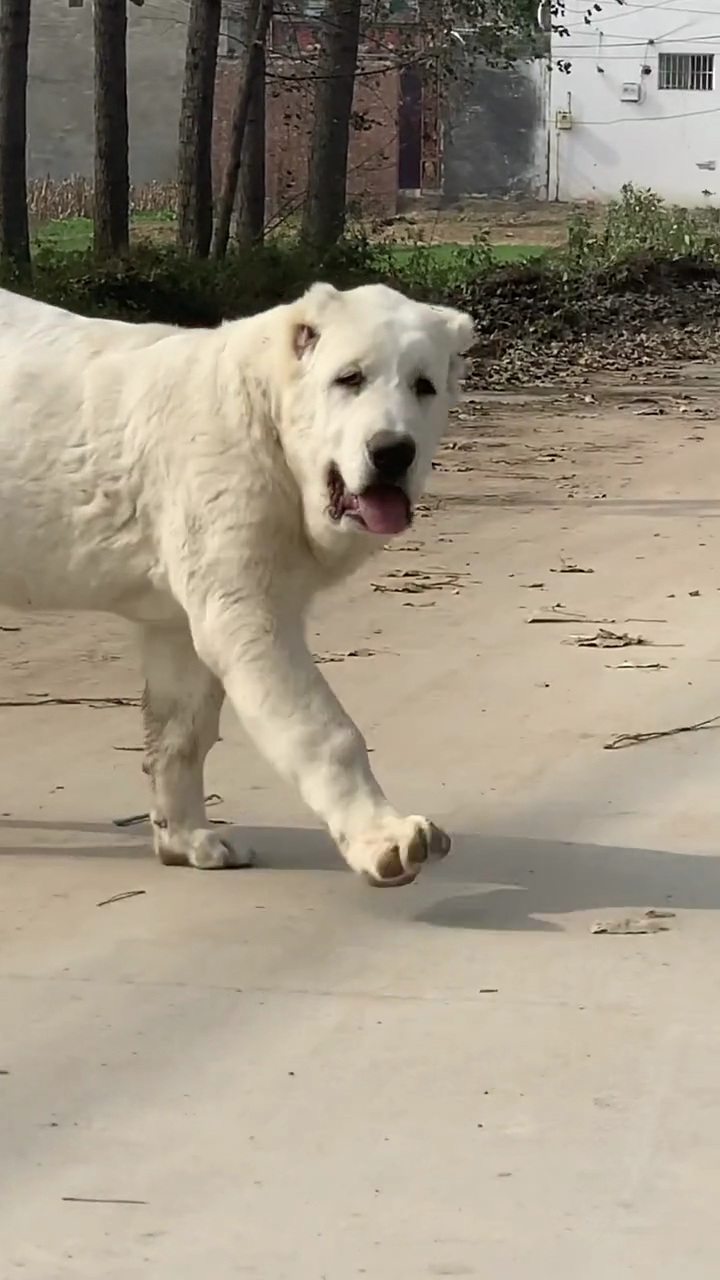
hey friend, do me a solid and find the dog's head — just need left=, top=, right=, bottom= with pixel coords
left=279, top=282, right=474, bottom=555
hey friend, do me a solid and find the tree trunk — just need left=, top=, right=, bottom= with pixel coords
left=177, top=0, right=221, bottom=258
left=93, top=0, right=130, bottom=259
left=236, top=33, right=265, bottom=244
left=0, top=0, right=31, bottom=271
left=300, top=0, right=361, bottom=251
left=211, top=0, right=272, bottom=260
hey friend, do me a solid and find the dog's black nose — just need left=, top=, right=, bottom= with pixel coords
left=367, top=431, right=417, bottom=483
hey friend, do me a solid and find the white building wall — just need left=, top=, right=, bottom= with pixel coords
left=443, top=59, right=549, bottom=201
left=549, top=0, right=720, bottom=205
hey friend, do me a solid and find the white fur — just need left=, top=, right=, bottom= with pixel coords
left=0, top=282, right=473, bottom=885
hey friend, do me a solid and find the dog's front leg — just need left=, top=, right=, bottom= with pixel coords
left=190, top=600, right=450, bottom=886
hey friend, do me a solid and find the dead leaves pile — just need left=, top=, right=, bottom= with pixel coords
left=371, top=568, right=468, bottom=605
left=567, top=628, right=648, bottom=649
left=313, top=647, right=378, bottom=665
left=591, top=909, right=675, bottom=935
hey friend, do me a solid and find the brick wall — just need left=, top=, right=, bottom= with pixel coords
left=213, top=55, right=400, bottom=222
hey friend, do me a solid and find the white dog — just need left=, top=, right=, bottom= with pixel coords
left=0, top=282, right=473, bottom=886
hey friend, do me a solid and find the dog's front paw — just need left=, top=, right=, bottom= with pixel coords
left=343, top=816, right=451, bottom=887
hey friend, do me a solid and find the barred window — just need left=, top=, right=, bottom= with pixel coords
left=658, top=52, right=715, bottom=91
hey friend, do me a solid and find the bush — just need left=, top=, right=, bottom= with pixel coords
left=2, top=237, right=390, bottom=326
left=6, top=184, right=720, bottom=388
left=567, top=183, right=720, bottom=268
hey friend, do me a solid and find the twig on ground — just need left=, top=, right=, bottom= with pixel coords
left=0, top=695, right=139, bottom=708
left=605, top=661, right=667, bottom=670
left=96, top=890, right=147, bottom=907
left=604, top=714, right=720, bottom=751
left=373, top=574, right=463, bottom=594
left=527, top=605, right=612, bottom=624
left=62, top=1196, right=148, bottom=1205
left=112, top=811, right=150, bottom=828
left=113, top=793, right=223, bottom=827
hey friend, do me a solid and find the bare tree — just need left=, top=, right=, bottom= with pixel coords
left=0, top=0, right=31, bottom=271
left=211, top=0, right=273, bottom=260
left=93, top=0, right=130, bottom=258
left=300, top=0, right=361, bottom=251
left=177, top=0, right=222, bottom=257
left=236, top=14, right=266, bottom=245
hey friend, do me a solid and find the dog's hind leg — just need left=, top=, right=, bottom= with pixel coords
left=139, top=622, right=252, bottom=869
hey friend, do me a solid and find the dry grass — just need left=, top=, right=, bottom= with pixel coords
left=28, top=177, right=178, bottom=223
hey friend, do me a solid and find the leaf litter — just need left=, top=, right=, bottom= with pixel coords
left=591, top=909, right=676, bottom=935
left=550, top=559, right=594, bottom=575
left=566, top=628, right=649, bottom=649
left=372, top=568, right=467, bottom=595
left=313, top=647, right=379, bottom=664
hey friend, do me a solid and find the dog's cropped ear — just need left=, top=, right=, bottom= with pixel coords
left=302, top=281, right=341, bottom=313
left=293, top=323, right=319, bottom=359
left=430, top=304, right=475, bottom=392
left=430, top=304, right=475, bottom=355
left=291, top=282, right=342, bottom=361
left=428, top=304, right=475, bottom=395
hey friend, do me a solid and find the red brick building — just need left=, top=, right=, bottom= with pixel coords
left=212, top=17, right=441, bottom=222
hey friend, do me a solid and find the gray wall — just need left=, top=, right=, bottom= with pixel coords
left=27, top=0, right=187, bottom=183
left=443, top=58, right=548, bottom=201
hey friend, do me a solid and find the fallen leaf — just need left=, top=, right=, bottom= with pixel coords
left=605, top=661, right=667, bottom=670
left=592, top=909, right=675, bottom=935
left=373, top=570, right=464, bottom=594
left=566, top=628, right=647, bottom=648
left=314, top=648, right=377, bottom=664
left=550, top=560, right=594, bottom=574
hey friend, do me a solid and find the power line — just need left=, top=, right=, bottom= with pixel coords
left=556, top=33, right=720, bottom=47
left=567, top=101, right=720, bottom=124
left=595, top=0, right=720, bottom=18
left=554, top=0, right=694, bottom=26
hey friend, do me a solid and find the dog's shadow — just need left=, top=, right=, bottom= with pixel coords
left=0, top=817, right=719, bottom=932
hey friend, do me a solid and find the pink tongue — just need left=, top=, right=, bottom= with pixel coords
left=357, top=485, right=411, bottom=535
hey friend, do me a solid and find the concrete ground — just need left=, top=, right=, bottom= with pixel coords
left=3, top=367, right=720, bottom=1277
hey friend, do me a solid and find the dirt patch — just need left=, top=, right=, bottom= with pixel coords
left=379, top=197, right=585, bottom=247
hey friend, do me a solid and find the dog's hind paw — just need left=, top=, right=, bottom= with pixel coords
left=154, top=823, right=255, bottom=870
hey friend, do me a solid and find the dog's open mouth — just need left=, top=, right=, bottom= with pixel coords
left=327, top=465, right=412, bottom=536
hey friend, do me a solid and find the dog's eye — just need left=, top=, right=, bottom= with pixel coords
left=335, top=369, right=365, bottom=391
left=414, top=376, right=436, bottom=398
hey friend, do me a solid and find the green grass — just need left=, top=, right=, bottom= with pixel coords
left=33, top=211, right=175, bottom=253
left=387, top=241, right=547, bottom=264
left=33, top=216, right=92, bottom=252
left=33, top=215, right=548, bottom=265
